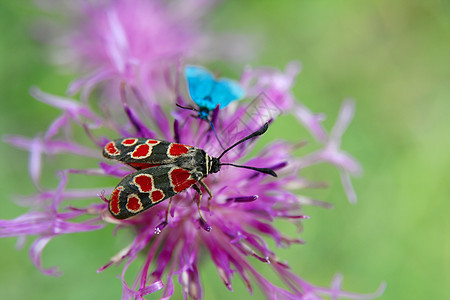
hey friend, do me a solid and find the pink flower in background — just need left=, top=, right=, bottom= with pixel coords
left=1, top=0, right=384, bottom=299
left=57, top=0, right=212, bottom=102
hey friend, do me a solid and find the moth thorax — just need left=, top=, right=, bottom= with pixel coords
left=209, top=156, right=221, bottom=174
left=198, top=107, right=210, bottom=120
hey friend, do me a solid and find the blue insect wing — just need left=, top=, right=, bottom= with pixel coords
left=210, top=79, right=245, bottom=109
left=192, top=97, right=217, bottom=111
left=184, top=66, right=215, bottom=106
left=184, top=65, right=245, bottom=115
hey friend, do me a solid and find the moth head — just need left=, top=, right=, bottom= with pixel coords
left=198, top=108, right=210, bottom=120
left=209, top=157, right=221, bottom=174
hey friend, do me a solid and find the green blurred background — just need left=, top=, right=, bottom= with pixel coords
left=0, top=1, right=448, bottom=299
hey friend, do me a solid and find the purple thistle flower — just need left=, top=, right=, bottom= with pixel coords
left=1, top=68, right=383, bottom=298
left=1, top=1, right=384, bottom=299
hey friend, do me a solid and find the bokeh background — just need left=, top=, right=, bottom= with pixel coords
left=0, top=1, right=448, bottom=299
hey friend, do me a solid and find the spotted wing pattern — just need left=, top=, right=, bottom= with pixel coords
left=103, top=138, right=193, bottom=170
left=103, top=139, right=202, bottom=219
left=107, top=164, right=199, bottom=219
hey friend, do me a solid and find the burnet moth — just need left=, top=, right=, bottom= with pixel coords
left=103, top=122, right=276, bottom=229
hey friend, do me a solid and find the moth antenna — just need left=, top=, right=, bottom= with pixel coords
left=176, top=103, right=198, bottom=112
left=218, top=122, right=269, bottom=160
left=220, top=163, right=277, bottom=177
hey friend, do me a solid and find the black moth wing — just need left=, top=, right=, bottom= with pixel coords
left=108, top=164, right=200, bottom=219
left=103, top=138, right=196, bottom=170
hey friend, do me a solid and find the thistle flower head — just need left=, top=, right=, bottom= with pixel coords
left=2, top=75, right=382, bottom=299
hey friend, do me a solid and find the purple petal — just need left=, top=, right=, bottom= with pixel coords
left=314, top=274, right=386, bottom=300
left=329, top=99, right=355, bottom=147
left=293, top=104, right=327, bottom=143
left=44, top=113, right=70, bottom=140
left=226, top=195, right=258, bottom=203
left=30, top=86, right=82, bottom=112
left=29, top=136, right=44, bottom=187
left=198, top=218, right=212, bottom=232
left=105, top=10, right=129, bottom=73
left=121, top=98, right=156, bottom=138
left=340, top=171, right=358, bottom=204
left=154, top=221, right=168, bottom=235
left=160, top=276, right=175, bottom=300
left=30, top=236, right=62, bottom=276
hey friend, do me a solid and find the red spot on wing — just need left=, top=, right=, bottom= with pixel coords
left=133, top=174, right=153, bottom=193
left=122, top=138, right=138, bottom=146
left=126, top=194, right=143, bottom=213
left=151, top=190, right=165, bottom=203
left=174, top=179, right=197, bottom=193
left=131, top=144, right=152, bottom=159
left=128, top=162, right=160, bottom=170
left=170, top=168, right=197, bottom=193
left=168, top=143, right=190, bottom=157
left=109, top=186, right=123, bottom=215
left=170, top=168, right=190, bottom=185
left=146, top=140, right=160, bottom=145
left=105, top=142, right=120, bottom=156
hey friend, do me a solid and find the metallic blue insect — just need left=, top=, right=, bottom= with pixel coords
left=184, top=65, right=245, bottom=120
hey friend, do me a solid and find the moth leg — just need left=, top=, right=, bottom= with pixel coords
left=154, top=197, right=173, bottom=235
left=192, top=184, right=207, bottom=223
left=198, top=180, right=213, bottom=211
left=165, top=197, right=173, bottom=222
left=179, top=113, right=197, bottom=130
